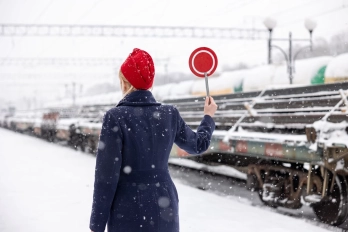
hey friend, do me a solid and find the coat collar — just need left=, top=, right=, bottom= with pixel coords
left=116, top=90, right=161, bottom=107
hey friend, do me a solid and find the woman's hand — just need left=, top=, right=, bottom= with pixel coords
left=204, top=96, right=217, bottom=117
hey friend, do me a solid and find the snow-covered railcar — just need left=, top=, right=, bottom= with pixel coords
left=1, top=115, right=15, bottom=129
left=165, top=82, right=348, bottom=226
left=325, top=53, right=348, bottom=83
left=33, top=117, right=42, bottom=137
left=272, top=56, right=332, bottom=87
left=40, top=111, right=59, bottom=142
left=153, top=83, right=178, bottom=100
left=212, top=55, right=337, bottom=94
left=0, top=110, right=12, bottom=128
left=64, top=104, right=108, bottom=153
left=168, top=80, right=195, bottom=99
left=56, top=118, right=81, bottom=141
left=8, top=111, right=38, bottom=134
left=191, top=70, right=246, bottom=96
left=242, top=65, right=275, bottom=92
left=236, top=56, right=332, bottom=92
left=78, top=119, right=102, bottom=153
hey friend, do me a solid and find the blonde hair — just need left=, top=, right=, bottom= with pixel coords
left=119, top=72, right=136, bottom=96
left=119, top=71, right=154, bottom=94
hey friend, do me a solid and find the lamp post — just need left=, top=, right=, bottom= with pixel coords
left=263, top=17, right=317, bottom=84
left=305, top=18, right=317, bottom=49
left=264, top=17, right=277, bottom=65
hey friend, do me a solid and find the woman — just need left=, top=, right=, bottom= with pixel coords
left=90, top=48, right=217, bottom=232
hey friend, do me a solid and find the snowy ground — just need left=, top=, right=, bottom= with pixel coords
left=0, top=128, right=334, bottom=232
left=168, top=157, right=247, bottom=180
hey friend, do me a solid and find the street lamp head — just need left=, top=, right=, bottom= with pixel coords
left=304, top=18, right=317, bottom=32
left=263, top=17, right=277, bottom=31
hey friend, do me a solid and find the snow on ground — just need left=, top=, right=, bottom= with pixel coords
left=0, top=128, right=331, bottom=232
left=168, top=157, right=247, bottom=180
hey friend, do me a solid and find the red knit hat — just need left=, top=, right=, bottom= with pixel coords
left=120, top=48, right=155, bottom=90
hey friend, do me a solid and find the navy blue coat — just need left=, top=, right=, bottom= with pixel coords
left=90, top=90, right=215, bottom=232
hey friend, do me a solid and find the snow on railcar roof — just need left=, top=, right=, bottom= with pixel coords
left=325, top=53, right=348, bottom=78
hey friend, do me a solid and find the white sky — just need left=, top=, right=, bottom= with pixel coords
left=0, top=0, right=347, bottom=108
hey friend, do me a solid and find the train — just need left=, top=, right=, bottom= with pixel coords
left=1, top=53, right=348, bottom=226
left=164, top=82, right=348, bottom=226
left=161, top=53, right=347, bottom=99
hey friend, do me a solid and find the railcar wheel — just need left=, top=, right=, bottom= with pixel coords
left=257, top=189, right=278, bottom=208
left=313, top=175, right=348, bottom=225
left=256, top=171, right=278, bottom=208
left=80, top=142, right=86, bottom=152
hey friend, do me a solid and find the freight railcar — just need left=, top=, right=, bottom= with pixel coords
left=164, top=82, right=348, bottom=226
left=190, top=56, right=333, bottom=96
left=325, top=53, right=348, bottom=83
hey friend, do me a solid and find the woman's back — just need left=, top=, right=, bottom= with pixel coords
left=90, top=91, right=215, bottom=232
left=90, top=48, right=217, bottom=232
left=114, top=91, right=177, bottom=172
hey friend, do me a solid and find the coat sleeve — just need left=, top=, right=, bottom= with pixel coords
left=90, top=111, right=123, bottom=232
left=173, top=107, right=215, bottom=155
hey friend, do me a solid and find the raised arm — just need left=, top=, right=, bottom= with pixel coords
left=90, top=111, right=123, bottom=232
left=174, top=96, right=217, bottom=155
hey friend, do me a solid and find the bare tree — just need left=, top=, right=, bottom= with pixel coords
left=330, top=29, right=348, bottom=56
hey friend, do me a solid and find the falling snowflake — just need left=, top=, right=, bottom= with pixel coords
left=123, top=166, right=132, bottom=174
left=98, top=141, right=105, bottom=150
left=158, top=196, right=170, bottom=208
